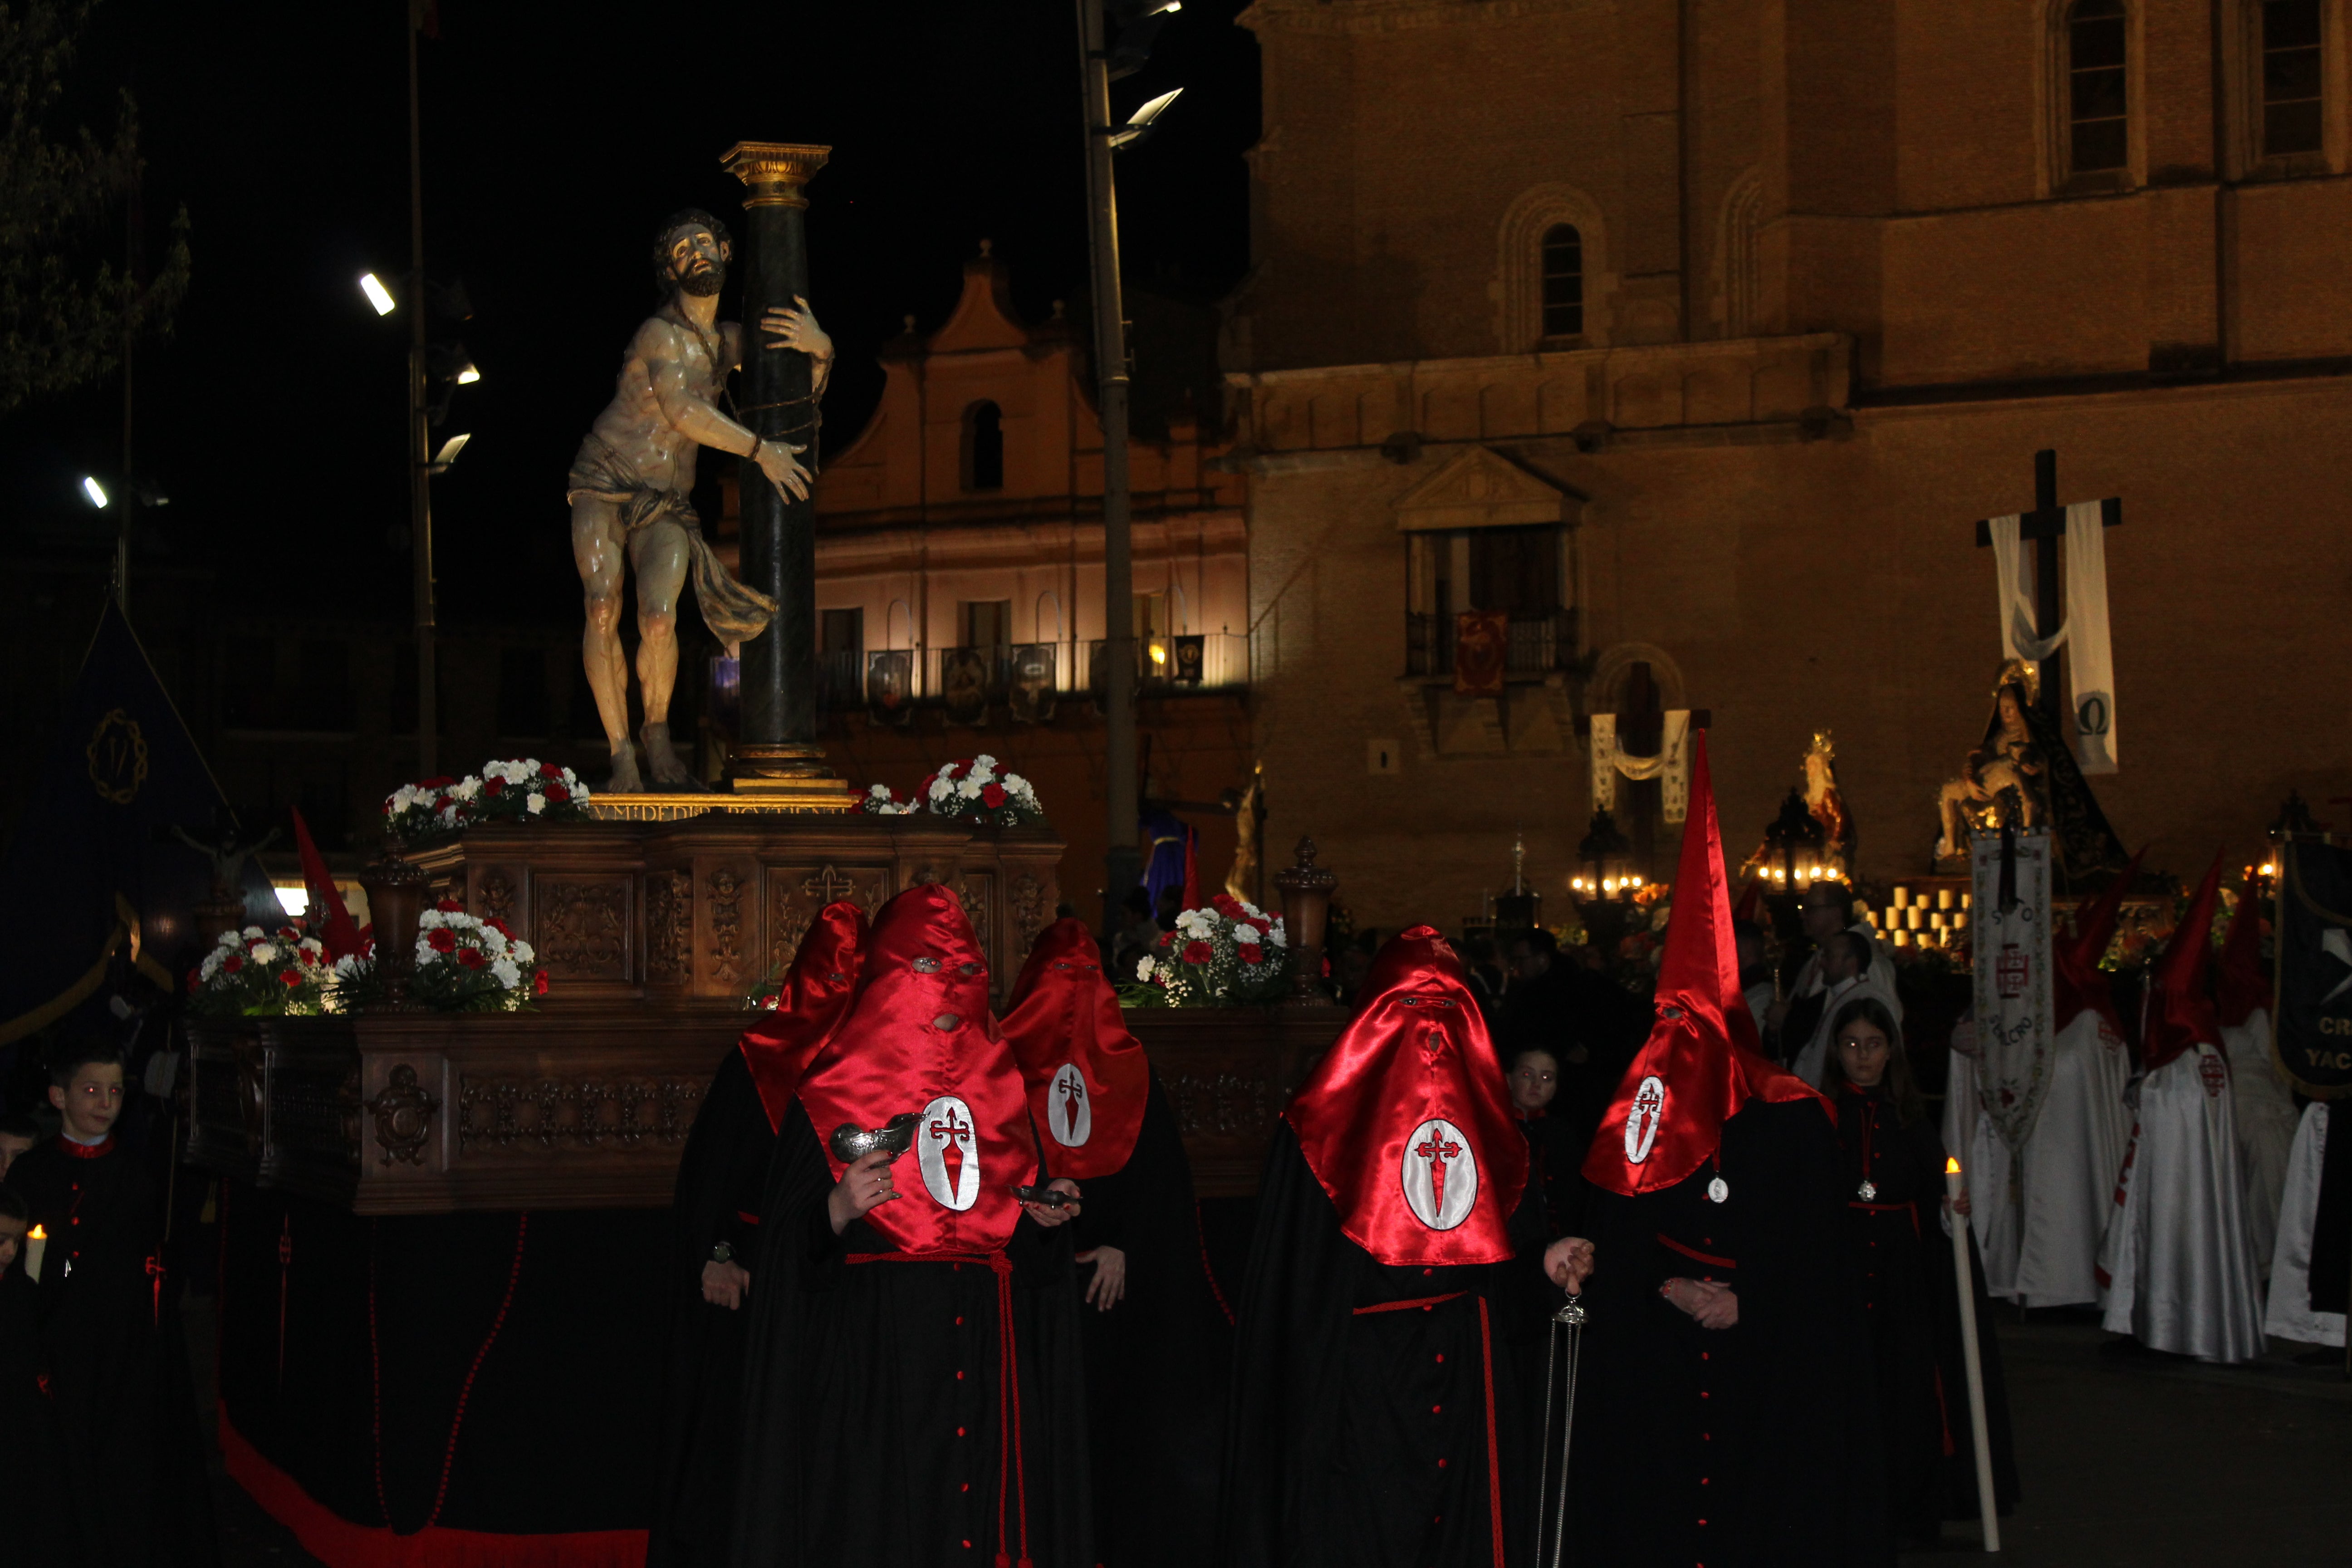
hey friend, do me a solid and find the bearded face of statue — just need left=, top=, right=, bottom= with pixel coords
left=666, top=227, right=729, bottom=299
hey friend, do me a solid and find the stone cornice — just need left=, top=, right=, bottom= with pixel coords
left=1239, top=0, right=1603, bottom=36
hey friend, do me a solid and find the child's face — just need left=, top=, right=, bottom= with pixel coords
left=1509, top=1052, right=1560, bottom=1112
left=0, top=1215, right=24, bottom=1274
left=0, top=1132, right=31, bottom=1180
left=50, top=1062, right=125, bottom=1140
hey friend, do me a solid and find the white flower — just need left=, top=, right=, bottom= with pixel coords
left=419, top=909, right=446, bottom=931
left=491, top=958, right=522, bottom=989
left=527, top=794, right=547, bottom=815
left=1136, top=955, right=1156, bottom=981
left=242, top=926, right=264, bottom=941
left=1266, top=923, right=1288, bottom=948
left=415, top=937, right=441, bottom=966
left=334, top=955, right=363, bottom=978
left=571, top=780, right=592, bottom=802
left=867, top=784, right=891, bottom=800
left=511, top=940, right=535, bottom=966
left=200, top=953, right=222, bottom=981
left=957, top=779, right=982, bottom=800
left=299, top=938, right=324, bottom=956
left=250, top=942, right=279, bottom=963
left=928, top=778, right=952, bottom=802
left=479, top=925, right=509, bottom=955
left=451, top=776, right=482, bottom=800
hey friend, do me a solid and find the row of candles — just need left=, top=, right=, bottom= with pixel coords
left=1867, top=885, right=1972, bottom=949
left=1568, top=873, right=1647, bottom=896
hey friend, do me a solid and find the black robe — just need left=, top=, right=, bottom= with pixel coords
left=649, top=1049, right=779, bottom=1568
left=6, top=1136, right=217, bottom=1567
left=2307, top=1096, right=2352, bottom=1315
left=1217, top=1122, right=1551, bottom=1568
left=1500, top=963, right=1652, bottom=1100
left=1517, top=1109, right=1590, bottom=1239
left=1829, top=1084, right=2019, bottom=1546
left=1065, top=1074, right=1231, bottom=1568
left=729, top=1104, right=1092, bottom=1568
left=1573, top=1098, right=1883, bottom=1568
left=0, top=1259, right=73, bottom=1562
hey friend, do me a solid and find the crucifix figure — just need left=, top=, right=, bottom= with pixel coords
left=1414, top=1128, right=1464, bottom=1215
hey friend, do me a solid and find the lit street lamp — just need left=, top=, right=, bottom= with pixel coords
left=359, top=272, right=397, bottom=316
left=80, top=476, right=109, bottom=509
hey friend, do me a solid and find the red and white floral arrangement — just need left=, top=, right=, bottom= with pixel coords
left=187, top=924, right=333, bottom=1019
left=382, top=760, right=592, bottom=843
left=855, top=783, right=921, bottom=816
left=923, top=755, right=1044, bottom=828
left=331, top=899, right=548, bottom=1012
left=1126, top=894, right=1288, bottom=1008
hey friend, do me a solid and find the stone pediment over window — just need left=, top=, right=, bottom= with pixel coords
left=1392, top=446, right=1583, bottom=532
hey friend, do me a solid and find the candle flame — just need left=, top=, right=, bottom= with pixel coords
left=27, top=1225, right=44, bottom=1240
left=1944, top=1157, right=1961, bottom=1176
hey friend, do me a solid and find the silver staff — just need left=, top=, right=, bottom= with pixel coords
left=1534, top=1293, right=1587, bottom=1568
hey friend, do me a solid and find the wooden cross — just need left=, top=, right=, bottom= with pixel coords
left=1972, top=449, right=2123, bottom=727
left=1578, top=662, right=1711, bottom=876
left=802, top=864, right=857, bottom=902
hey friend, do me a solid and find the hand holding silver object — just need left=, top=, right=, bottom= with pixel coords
left=1534, top=1292, right=1588, bottom=1568
left=830, top=1112, right=919, bottom=1163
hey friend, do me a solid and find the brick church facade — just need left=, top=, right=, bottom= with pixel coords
left=1226, top=0, right=2352, bottom=926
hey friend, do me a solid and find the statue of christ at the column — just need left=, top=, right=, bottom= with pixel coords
left=566, top=209, right=832, bottom=794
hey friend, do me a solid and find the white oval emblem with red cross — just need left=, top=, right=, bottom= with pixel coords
left=2197, top=1051, right=2228, bottom=1099
left=1626, top=1075, right=1666, bottom=1164
left=1400, top=1117, right=1479, bottom=1230
left=1048, top=1063, right=1093, bottom=1148
left=917, top=1094, right=981, bottom=1210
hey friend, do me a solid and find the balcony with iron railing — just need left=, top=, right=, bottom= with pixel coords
left=804, top=632, right=1252, bottom=718
left=1404, top=608, right=1579, bottom=680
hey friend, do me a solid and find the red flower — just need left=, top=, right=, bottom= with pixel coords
left=485, top=777, right=505, bottom=797
left=419, top=775, right=456, bottom=789
left=185, top=968, right=200, bottom=992
left=456, top=948, right=485, bottom=970
left=426, top=929, right=458, bottom=953
left=1212, top=894, right=1244, bottom=919
left=223, top=955, right=244, bottom=974
left=981, top=782, right=1007, bottom=809
left=544, top=783, right=570, bottom=804
left=278, top=925, right=299, bottom=941
left=1181, top=940, right=1214, bottom=964
left=435, top=897, right=464, bottom=913
left=1238, top=943, right=1265, bottom=966
left=532, top=969, right=550, bottom=997
left=539, top=762, right=564, bottom=779
left=279, top=968, right=301, bottom=988
left=949, top=760, right=970, bottom=780
left=488, top=918, right=514, bottom=938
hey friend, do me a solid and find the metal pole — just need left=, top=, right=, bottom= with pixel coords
left=1078, top=0, right=1143, bottom=939
left=118, top=168, right=137, bottom=619
left=407, top=11, right=436, bottom=778
left=2031, top=448, right=2062, bottom=733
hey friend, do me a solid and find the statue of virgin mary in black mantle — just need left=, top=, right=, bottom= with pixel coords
left=1218, top=926, right=1550, bottom=1567
left=1572, top=733, right=1887, bottom=1566
left=1936, top=659, right=2128, bottom=884
left=1000, top=918, right=1232, bottom=1568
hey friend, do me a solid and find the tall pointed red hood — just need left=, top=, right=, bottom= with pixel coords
left=1001, top=917, right=1151, bottom=1180
left=737, top=901, right=867, bottom=1134
left=2054, top=849, right=2143, bottom=1039
left=795, top=884, right=1035, bottom=1256
left=2143, top=856, right=2225, bottom=1074
left=2216, top=875, right=2272, bottom=1030
left=1284, top=926, right=1528, bottom=1267
left=1585, top=732, right=1828, bottom=1197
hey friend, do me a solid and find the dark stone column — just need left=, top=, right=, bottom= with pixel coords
left=720, top=141, right=847, bottom=803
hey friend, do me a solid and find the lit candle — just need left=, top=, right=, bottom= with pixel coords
left=1893, top=886, right=1911, bottom=909
left=1937, top=888, right=1955, bottom=911
left=25, top=1223, right=44, bottom=1283
left=1892, top=928, right=1910, bottom=947
left=1905, top=906, right=1923, bottom=931
left=1961, top=892, right=1973, bottom=911
left=1952, top=911, right=1969, bottom=931
left=1945, top=1157, right=2001, bottom=1551
left=1931, top=911, right=1948, bottom=930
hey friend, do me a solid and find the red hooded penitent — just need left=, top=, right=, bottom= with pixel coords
left=794, top=884, right=1036, bottom=1256
left=1584, top=731, right=1828, bottom=1198
left=1284, top=926, right=1528, bottom=1267
left=1000, top=916, right=1152, bottom=1180
left=2143, top=856, right=2225, bottom=1074
left=2215, top=872, right=2272, bottom=1031
left=735, top=900, right=867, bottom=1135
left=2053, top=848, right=2144, bottom=1042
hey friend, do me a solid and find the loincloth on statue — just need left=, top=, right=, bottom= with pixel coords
left=567, top=434, right=776, bottom=643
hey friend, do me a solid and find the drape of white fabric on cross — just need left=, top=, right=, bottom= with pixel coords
left=1970, top=828, right=2057, bottom=1153
left=1586, top=710, right=1693, bottom=823
left=1984, top=503, right=2118, bottom=774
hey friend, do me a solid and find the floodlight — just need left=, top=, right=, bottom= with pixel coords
left=274, top=886, right=310, bottom=918
left=456, top=362, right=481, bottom=384
left=80, top=476, right=109, bottom=509
left=431, top=433, right=471, bottom=470
left=360, top=273, right=397, bottom=315
left=1109, top=88, right=1184, bottom=148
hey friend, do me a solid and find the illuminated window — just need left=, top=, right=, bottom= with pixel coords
left=1540, top=225, right=1584, bottom=338
left=2261, top=0, right=2324, bottom=156
left=2068, top=0, right=2130, bottom=174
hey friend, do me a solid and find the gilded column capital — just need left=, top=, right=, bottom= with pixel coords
left=719, top=141, right=832, bottom=209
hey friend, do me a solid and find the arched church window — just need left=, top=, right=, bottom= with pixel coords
left=2067, top=0, right=2130, bottom=174
left=963, top=401, right=1004, bottom=492
left=1540, top=225, right=1584, bottom=339
left=2259, top=0, right=2325, bottom=157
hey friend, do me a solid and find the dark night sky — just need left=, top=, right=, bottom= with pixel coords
left=0, top=0, right=1259, bottom=629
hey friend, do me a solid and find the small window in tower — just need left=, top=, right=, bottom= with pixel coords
left=1540, top=225, right=1583, bottom=339
left=2068, top=0, right=2130, bottom=174
left=963, top=401, right=1004, bottom=492
left=2262, top=0, right=2324, bottom=157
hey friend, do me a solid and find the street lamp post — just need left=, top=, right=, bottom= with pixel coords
left=404, top=12, right=437, bottom=779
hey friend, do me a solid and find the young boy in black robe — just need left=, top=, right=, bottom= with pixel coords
left=1569, top=735, right=1883, bottom=1567
left=5, top=1037, right=217, bottom=1566
left=1220, top=926, right=1578, bottom=1568
left=730, top=884, right=1093, bottom=1568
left=1823, top=995, right=2019, bottom=1549
left=1001, top=917, right=1232, bottom=1568
left=647, top=902, right=866, bottom=1568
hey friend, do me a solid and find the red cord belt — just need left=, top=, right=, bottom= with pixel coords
left=1353, top=1290, right=1504, bottom=1555
left=846, top=1251, right=1032, bottom=1568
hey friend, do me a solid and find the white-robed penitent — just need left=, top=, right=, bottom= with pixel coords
left=2097, top=861, right=2266, bottom=1364
left=2216, top=890, right=2295, bottom=1279
left=1948, top=855, right=2139, bottom=1306
left=2264, top=1103, right=2346, bottom=1348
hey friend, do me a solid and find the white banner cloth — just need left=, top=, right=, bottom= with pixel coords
left=2264, top=1103, right=2346, bottom=1348
left=1984, top=501, right=2118, bottom=773
left=1588, top=710, right=1693, bottom=823
left=1971, top=830, right=2057, bottom=1152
